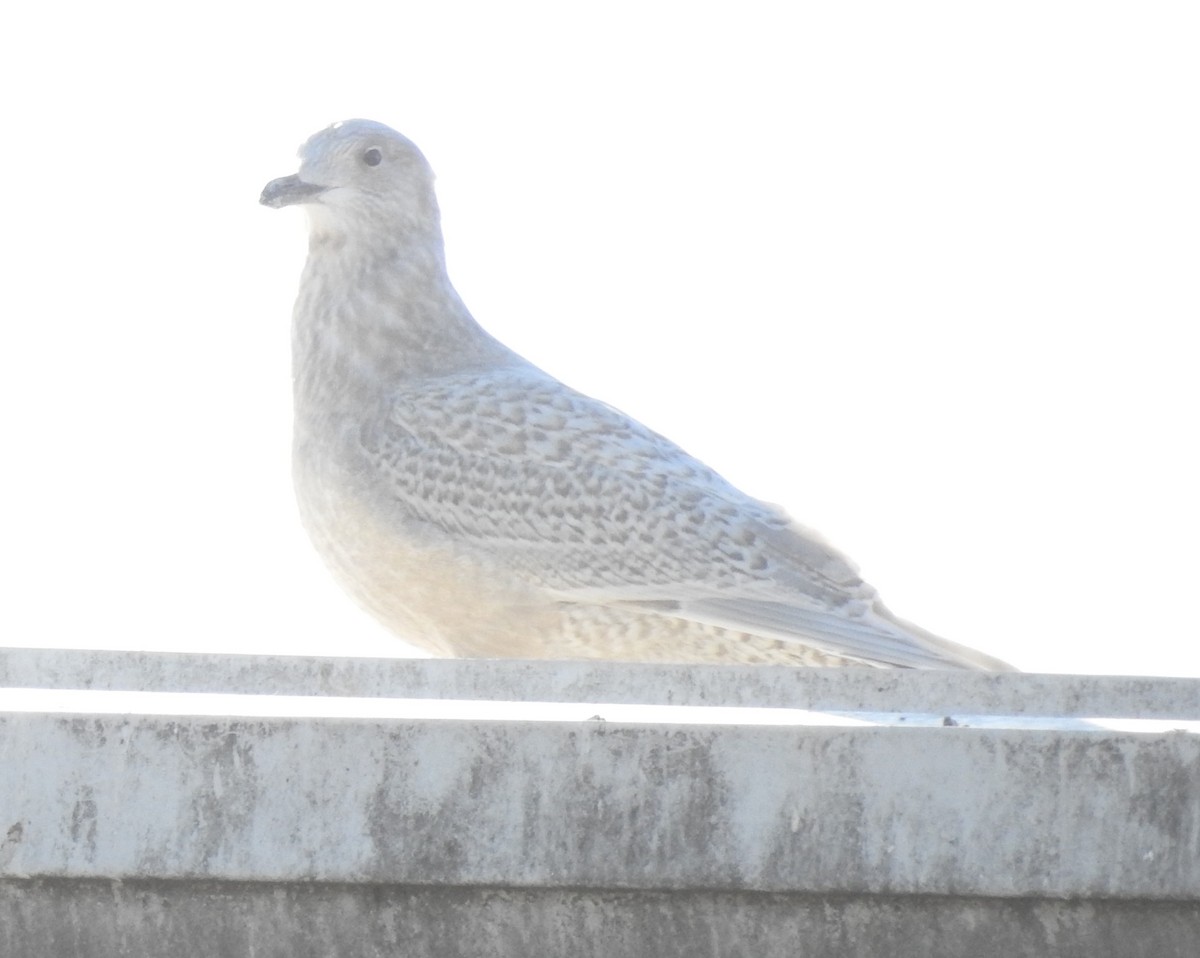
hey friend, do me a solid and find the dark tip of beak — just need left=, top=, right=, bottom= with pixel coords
left=260, top=173, right=329, bottom=209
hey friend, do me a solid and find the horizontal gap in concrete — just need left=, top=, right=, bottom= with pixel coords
left=2, top=687, right=1194, bottom=733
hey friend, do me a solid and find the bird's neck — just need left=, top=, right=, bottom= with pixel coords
left=291, top=230, right=518, bottom=421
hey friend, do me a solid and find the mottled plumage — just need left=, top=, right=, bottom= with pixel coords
left=261, top=119, right=1012, bottom=670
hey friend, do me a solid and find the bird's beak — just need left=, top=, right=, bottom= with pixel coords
left=260, top=174, right=328, bottom=209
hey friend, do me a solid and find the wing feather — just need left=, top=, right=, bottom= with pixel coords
left=360, top=367, right=1010, bottom=669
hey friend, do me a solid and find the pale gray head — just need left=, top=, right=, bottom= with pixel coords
left=260, top=119, right=439, bottom=241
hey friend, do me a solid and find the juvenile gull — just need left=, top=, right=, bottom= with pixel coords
left=261, top=119, right=1012, bottom=670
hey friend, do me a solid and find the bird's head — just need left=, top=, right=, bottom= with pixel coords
left=260, top=119, right=439, bottom=241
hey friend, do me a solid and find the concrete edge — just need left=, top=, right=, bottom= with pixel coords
left=2, top=647, right=1198, bottom=718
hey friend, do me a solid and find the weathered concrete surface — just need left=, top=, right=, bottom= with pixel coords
left=2, top=713, right=1197, bottom=897
left=2, top=879, right=1197, bottom=958
left=2, top=654, right=1199, bottom=956
left=3, top=646, right=1198, bottom=718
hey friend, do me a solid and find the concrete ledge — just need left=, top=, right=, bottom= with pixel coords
left=2, top=647, right=1197, bottom=717
left=3, top=651, right=1199, bottom=956
left=2, top=712, right=1197, bottom=897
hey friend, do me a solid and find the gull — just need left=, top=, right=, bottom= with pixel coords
left=261, top=119, right=1012, bottom=670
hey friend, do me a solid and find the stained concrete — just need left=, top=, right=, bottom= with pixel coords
left=2, top=652, right=1199, bottom=956
left=3, top=879, right=1198, bottom=958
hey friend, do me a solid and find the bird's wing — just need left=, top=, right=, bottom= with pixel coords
left=362, top=367, right=1006, bottom=669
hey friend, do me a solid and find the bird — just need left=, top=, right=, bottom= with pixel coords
left=260, top=119, right=1013, bottom=670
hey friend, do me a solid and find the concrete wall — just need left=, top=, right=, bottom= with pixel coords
left=2, top=648, right=1198, bottom=957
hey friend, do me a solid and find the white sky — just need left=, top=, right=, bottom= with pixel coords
left=2, top=2, right=1197, bottom=677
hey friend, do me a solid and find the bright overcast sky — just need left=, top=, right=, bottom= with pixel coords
left=2, top=3, right=1197, bottom=676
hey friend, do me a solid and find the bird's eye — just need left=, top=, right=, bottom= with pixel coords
left=363, top=147, right=383, bottom=167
